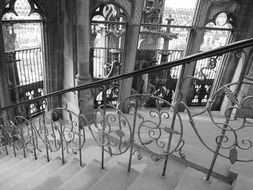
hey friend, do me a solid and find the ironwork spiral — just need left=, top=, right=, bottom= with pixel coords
left=91, top=104, right=132, bottom=156
left=124, top=94, right=184, bottom=159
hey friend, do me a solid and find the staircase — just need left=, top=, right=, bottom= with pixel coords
left=0, top=106, right=253, bottom=190
left=0, top=142, right=247, bottom=190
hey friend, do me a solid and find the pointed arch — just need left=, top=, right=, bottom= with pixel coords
left=1, top=0, right=46, bottom=116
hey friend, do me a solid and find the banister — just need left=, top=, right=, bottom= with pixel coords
left=1, top=38, right=253, bottom=111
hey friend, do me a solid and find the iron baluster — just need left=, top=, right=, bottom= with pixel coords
left=79, top=122, right=83, bottom=167
left=128, top=98, right=139, bottom=172
left=5, top=146, right=8, bottom=155
left=206, top=118, right=229, bottom=181
left=2, top=111, right=9, bottom=155
left=101, top=85, right=107, bottom=169
left=162, top=111, right=177, bottom=176
left=20, top=123, right=26, bottom=158
left=30, top=117, right=37, bottom=160
left=42, top=113, right=50, bottom=162
left=7, top=111, right=16, bottom=157
left=60, top=121, right=65, bottom=164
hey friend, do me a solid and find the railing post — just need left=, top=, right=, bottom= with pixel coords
left=20, top=124, right=26, bottom=158
left=60, top=121, right=65, bottom=164
left=30, top=117, right=37, bottom=160
left=128, top=98, right=139, bottom=172
left=206, top=118, right=229, bottom=181
left=42, top=113, right=50, bottom=162
left=101, top=85, right=107, bottom=169
left=79, top=116, right=85, bottom=167
left=79, top=124, right=83, bottom=167
left=162, top=111, right=177, bottom=176
left=2, top=111, right=9, bottom=155
left=6, top=111, right=16, bottom=157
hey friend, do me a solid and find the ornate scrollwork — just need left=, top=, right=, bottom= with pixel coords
left=178, top=79, right=253, bottom=164
left=91, top=104, right=132, bottom=156
left=206, top=82, right=253, bottom=162
left=124, top=94, right=184, bottom=160
left=0, top=106, right=88, bottom=156
left=42, top=107, right=87, bottom=154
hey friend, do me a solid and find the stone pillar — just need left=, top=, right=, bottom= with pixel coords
left=175, top=0, right=209, bottom=111
left=220, top=51, right=247, bottom=115
left=75, top=0, right=93, bottom=121
left=177, top=29, right=205, bottom=109
left=118, top=24, right=141, bottom=112
left=117, top=0, right=145, bottom=112
left=211, top=0, right=253, bottom=110
left=0, top=23, right=11, bottom=108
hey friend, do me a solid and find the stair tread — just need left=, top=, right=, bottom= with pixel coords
left=7, top=157, right=62, bottom=190
left=0, top=155, right=48, bottom=186
left=32, top=158, right=82, bottom=190
left=175, top=167, right=231, bottom=190
left=89, top=162, right=139, bottom=190
left=0, top=155, right=17, bottom=166
left=233, top=174, right=253, bottom=190
left=55, top=159, right=110, bottom=190
left=180, top=144, right=231, bottom=177
left=0, top=156, right=33, bottom=177
left=230, top=162, right=253, bottom=178
left=0, top=155, right=23, bottom=171
left=128, top=158, right=186, bottom=190
left=79, top=145, right=111, bottom=164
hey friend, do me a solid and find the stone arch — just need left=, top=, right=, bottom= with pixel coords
left=90, top=0, right=144, bottom=25
left=0, top=0, right=63, bottom=110
left=205, top=0, right=239, bottom=28
left=91, top=2, right=129, bottom=23
left=0, top=0, right=46, bottom=20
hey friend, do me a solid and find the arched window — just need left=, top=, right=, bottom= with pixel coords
left=191, top=12, right=233, bottom=105
left=91, top=4, right=127, bottom=78
left=1, top=0, right=45, bottom=116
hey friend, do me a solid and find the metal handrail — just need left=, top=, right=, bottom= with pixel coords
left=5, top=47, right=41, bottom=53
left=1, top=37, right=253, bottom=111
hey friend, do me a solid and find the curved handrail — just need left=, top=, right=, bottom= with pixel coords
left=1, top=38, right=253, bottom=111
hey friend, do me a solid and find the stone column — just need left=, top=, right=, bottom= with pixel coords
left=211, top=1, right=253, bottom=110
left=118, top=0, right=145, bottom=112
left=220, top=51, right=247, bottom=115
left=75, top=0, right=93, bottom=121
left=118, top=24, right=141, bottom=112
left=0, top=24, right=11, bottom=108
left=175, top=0, right=209, bottom=111
left=177, top=29, right=205, bottom=109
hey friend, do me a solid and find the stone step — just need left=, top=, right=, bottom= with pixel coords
left=0, top=155, right=34, bottom=180
left=230, top=162, right=253, bottom=178
left=0, top=155, right=23, bottom=171
left=89, top=162, right=139, bottom=190
left=55, top=159, right=114, bottom=190
left=47, top=144, right=110, bottom=167
left=79, top=145, right=111, bottom=164
left=128, top=157, right=186, bottom=190
left=0, top=155, right=14, bottom=165
left=232, top=174, right=253, bottom=190
left=175, top=167, right=231, bottom=190
left=32, top=158, right=82, bottom=190
left=0, top=155, right=48, bottom=187
left=7, top=157, right=63, bottom=190
left=179, top=143, right=231, bottom=177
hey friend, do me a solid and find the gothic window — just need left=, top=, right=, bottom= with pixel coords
left=138, top=0, right=198, bottom=99
left=1, top=0, right=45, bottom=115
left=91, top=4, right=127, bottom=78
left=192, top=12, right=232, bottom=105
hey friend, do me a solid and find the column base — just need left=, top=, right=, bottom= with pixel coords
left=75, top=74, right=94, bottom=123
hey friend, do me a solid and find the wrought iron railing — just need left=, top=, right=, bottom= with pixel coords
left=1, top=38, right=253, bottom=184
